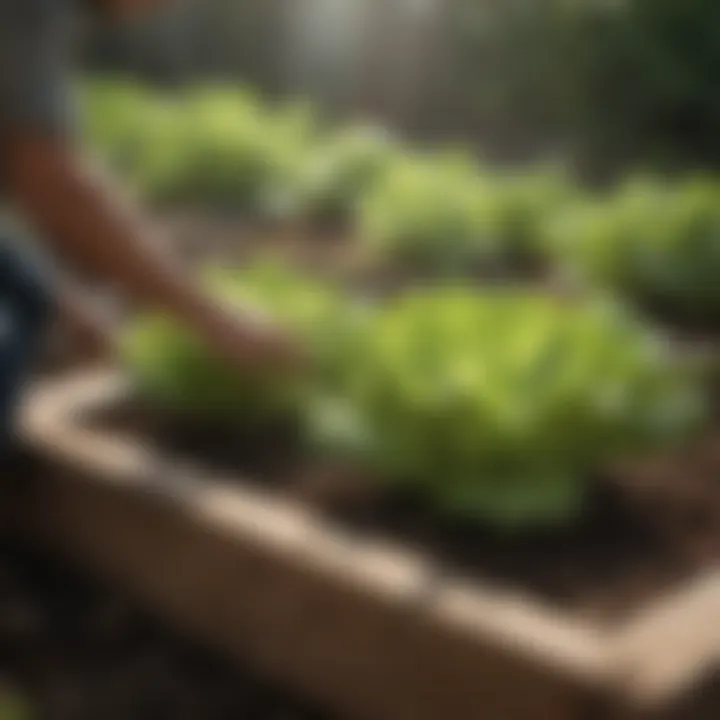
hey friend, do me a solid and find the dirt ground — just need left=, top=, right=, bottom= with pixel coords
left=0, top=535, right=336, bottom=720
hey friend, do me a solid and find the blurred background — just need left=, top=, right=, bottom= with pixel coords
left=85, top=0, right=720, bottom=177
left=2, top=1, right=720, bottom=718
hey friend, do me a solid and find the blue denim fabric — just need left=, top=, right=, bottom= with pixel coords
left=0, top=238, right=53, bottom=447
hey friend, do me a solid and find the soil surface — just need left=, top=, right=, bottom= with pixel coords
left=0, top=533, right=336, bottom=720
left=120, top=406, right=720, bottom=626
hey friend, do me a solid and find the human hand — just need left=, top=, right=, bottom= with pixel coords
left=190, top=301, right=306, bottom=376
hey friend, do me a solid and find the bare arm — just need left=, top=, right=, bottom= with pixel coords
left=54, top=279, right=116, bottom=356
left=3, top=134, right=300, bottom=372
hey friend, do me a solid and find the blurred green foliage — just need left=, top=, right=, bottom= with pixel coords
left=307, top=289, right=704, bottom=529
left=286, top=126, right=400, bottom=228
left=125, top=265, right=706, bottom=531
left=123, top=261, right=366, bottom=425
left=433, top=0, right=720, bottom=174
left=545, top=175, right=720, bottom=323
left=557, top=0, right=720, bottom=173
left=87, top=77, right=720, bottom=324
left=362, top=156, right=574, bottom=273
left=82, top=79, right=398, bottom=224
left=94, top=1, right=720, bottom=533
left=360, top=152, right=499, bottom=274
left=0, top=690, right=32, bottom=720
left=83, top=80, right=316, bottom=217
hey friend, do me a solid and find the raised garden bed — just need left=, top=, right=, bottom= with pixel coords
left=16, top=369, right=720, bottom=720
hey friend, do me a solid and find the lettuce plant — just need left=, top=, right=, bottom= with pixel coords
left=141, top=89, right=315, bottom=214
left=123, top=261, right=364, bottom=425
left=290, top=126, right=399, bottom=227
left=84, top=80, right=316, bottom=215
left=307, top=289, right=705, bottom=529
left=360, top=152, right=500, bottom=274
left=82, top=78, right=167, bottom=181
left=361, top=153, right=572, bottom=275
left=545, top=176, right=720, bottom=323
left=126, top=264, right=705, bottom=530
left=476, top=166, right=575, bottom=264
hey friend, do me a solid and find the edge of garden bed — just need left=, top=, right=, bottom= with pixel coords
left=13, top=369, right=720, bottom=720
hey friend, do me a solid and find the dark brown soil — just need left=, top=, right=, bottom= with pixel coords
left=103, top=402, right=720, bottom=627
left=157, top=213, right=355, bottom=273
left=0, top=531, right=336, bottom=720
left=156, top=212, right=550, bottom=293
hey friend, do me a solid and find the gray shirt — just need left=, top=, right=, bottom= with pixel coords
left=0, top=0, right=75, bottom=145
left=0, top=0, right=79, bottom=282
left=0, top=0, right=77, bottom=254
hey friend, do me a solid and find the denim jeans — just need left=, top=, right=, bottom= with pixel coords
left=0, top=238, right=53, bottom=448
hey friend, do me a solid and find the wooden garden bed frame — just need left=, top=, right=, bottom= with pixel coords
left=14, top=369, right=720, bottom=720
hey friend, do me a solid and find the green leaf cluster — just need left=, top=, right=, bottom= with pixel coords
left=82, top=80, right=393, bottom=222
left=545, top=176, right=720, bottom=321
left=125, top=268, right=706, bottom=530
left=306, top=290, right=704, bottom=528
left=361, top=153, right=573, bottom=273
left=287, top=125, right=399, bottom=227
left=123, top=262, right=364, bottom=425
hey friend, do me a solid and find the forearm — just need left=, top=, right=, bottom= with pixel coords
left=54, top=279, right=116, bottom=354
left=7, top=142, right=214, bottom=323
left=3, top=135, right=299, bottom=371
